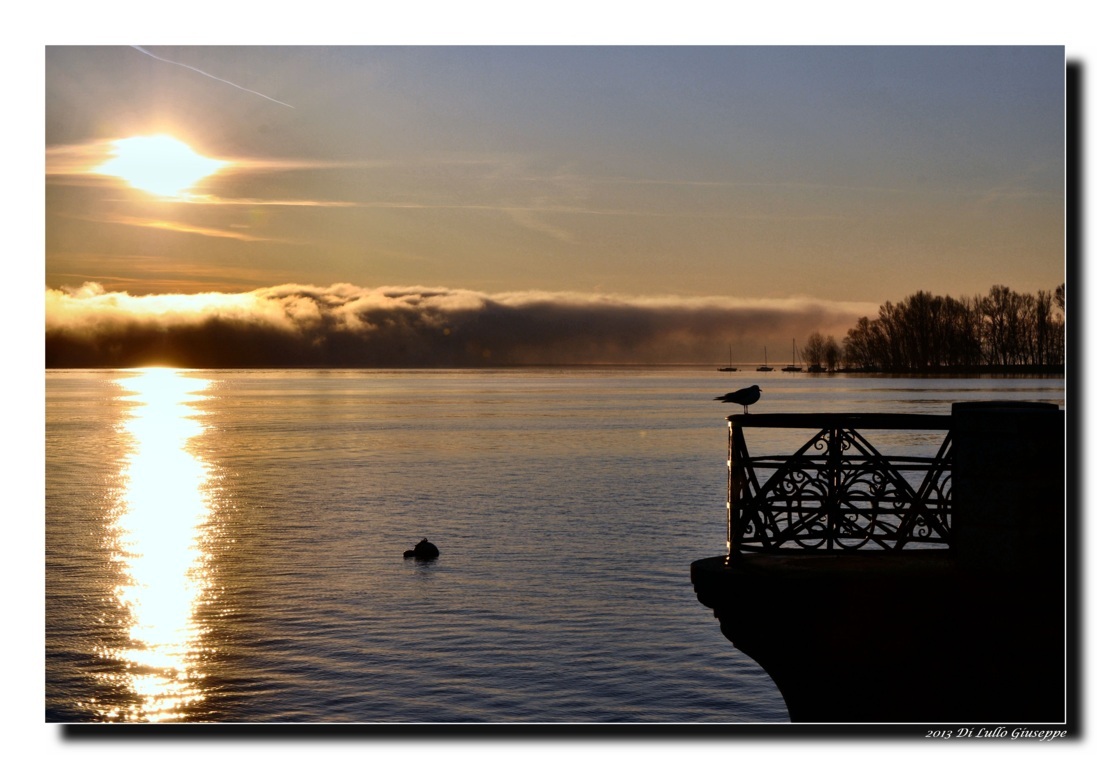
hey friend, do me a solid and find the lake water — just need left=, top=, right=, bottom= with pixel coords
left=44, top=368, right=1064, bottom=723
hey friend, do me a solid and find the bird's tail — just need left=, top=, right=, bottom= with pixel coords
left=713, top=395, right=726, bottom=400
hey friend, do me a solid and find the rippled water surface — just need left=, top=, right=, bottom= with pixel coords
left=45, top=368, right=1064, bottom=722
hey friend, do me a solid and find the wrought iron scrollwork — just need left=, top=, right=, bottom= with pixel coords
left=728, top=416, right=953, bottom=552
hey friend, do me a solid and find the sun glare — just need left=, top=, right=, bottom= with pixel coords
left=104, top=367, right=214, bottom=721
left=97, top=136, right=226, bottom=198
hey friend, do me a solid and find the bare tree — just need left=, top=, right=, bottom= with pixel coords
left=838, top=283, right=1063, bottom=372
left=822, top=335, right=842, bottom=371
left=801, top=332, right=826, bottom=369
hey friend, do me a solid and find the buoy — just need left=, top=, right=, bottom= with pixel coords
left=404, top=538, right=440, bottom=560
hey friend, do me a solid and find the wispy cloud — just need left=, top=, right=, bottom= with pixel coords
left=45, top=143, right=364, bottom=186
left=180, top=196, right=358, bottom=208
left=47, top=252, right=305, bottom=295
left=184, top=196, right=835, bottom=222
left=501, top=207, right=578, bottom=243
left=45, top=141, right=116, bottom=176
left=46, top=283, right=872, bottom=368
left=90, top=213, right=283, bottom=242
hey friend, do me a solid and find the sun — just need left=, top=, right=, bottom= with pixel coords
left=96, top=135, right=227, bottom=198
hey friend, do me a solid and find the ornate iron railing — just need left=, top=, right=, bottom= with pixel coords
left=727, top=413, right=954, bottom=552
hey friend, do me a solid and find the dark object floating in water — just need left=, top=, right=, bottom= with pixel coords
left=404, top=538, right=440, bottom=560
left=715, top=384, right=761, bottom=414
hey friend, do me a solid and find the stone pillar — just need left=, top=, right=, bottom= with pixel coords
left=951, top=401, right=1065, bottom=575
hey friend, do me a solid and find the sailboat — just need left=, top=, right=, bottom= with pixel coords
left=717, top=345, right=737, bottom=372
left=757, top=346, right=774, bottom=372
left=782, top=339, right=802, bottom=372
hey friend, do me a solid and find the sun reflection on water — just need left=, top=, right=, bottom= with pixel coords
left=101, top=368, right=213, bottom=722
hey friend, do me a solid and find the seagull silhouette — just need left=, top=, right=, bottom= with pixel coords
left=715, top=385, right=761, bottom=414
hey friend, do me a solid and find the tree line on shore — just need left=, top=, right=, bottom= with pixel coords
left=799, top=284, right=1065, bottom=373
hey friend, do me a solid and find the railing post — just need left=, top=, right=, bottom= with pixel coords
left=727, top=419, right=741, bottom=558
left=727, top=417, right=759, bottom=558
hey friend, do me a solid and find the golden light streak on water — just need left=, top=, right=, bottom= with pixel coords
left=99, top=368, right=214, bottom=722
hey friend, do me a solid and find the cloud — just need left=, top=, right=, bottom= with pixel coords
left=88, top=213, right=284, bottom=242
left=46, top=140, right=373, bottom=188
left=45, top=283, right=872, bottom=368
left=45, top=141, right=116, bottom=176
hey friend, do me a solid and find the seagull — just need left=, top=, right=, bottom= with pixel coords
left=715, top=385, right=761, bottom=414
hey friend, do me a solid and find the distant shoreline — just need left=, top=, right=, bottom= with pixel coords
left=44, top=363, right=1066, bottom=376
left=828, top=364, right=1065, bottom=376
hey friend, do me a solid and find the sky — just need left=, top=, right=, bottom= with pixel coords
left=44, top=45, right=1065, bottom=366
